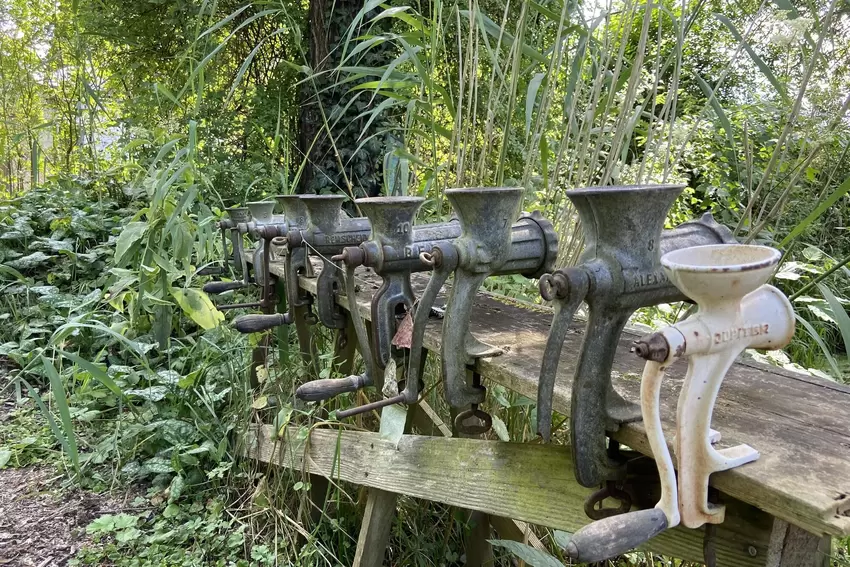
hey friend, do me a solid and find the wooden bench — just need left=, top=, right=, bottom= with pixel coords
left=241, top=254, right=850, bottom=566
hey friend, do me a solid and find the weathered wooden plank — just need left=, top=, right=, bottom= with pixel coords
left=246, top=424, right=775, bottom=567
left=257, top=256, right=850, bottom=538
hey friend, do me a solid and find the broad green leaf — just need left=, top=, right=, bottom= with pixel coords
left=141, top=456, right=174, bottom=474
left=460, top=10, right=548, bottom=64
left=6, top=251, right=52, bottom=270
left=41, top=357, right=79, bottom=475
left=378, top=404, right=407, bottom=448
left=114, top=222, right=148, bottom=266
left=0, top=449, right=11, bottom=468
left=491, top=415, right=510, bottom=442
left=170, top=288, right=224, bottom=330
left=59, top=351, right=124, bottom=397
left=525, top=73, right=546, bottom=137
left=817, top=284, right=850, bottom=356
left=793, top=314, right=842, bottom=379
left=693, top=71, right=736, bottom=171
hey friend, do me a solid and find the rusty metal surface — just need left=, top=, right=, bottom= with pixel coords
left=293, top=195, right=372, bottom=330
left=535, top=184, right=740, bottom=492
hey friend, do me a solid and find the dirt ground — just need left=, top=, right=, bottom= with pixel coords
left=0, top=381, right=124, bottom=567
left=0, top=466, right=122, bottom=566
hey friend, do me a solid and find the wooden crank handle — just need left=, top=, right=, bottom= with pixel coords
left=197, top=266, right=224, bottom=276
left=564, top=508, right=669, bottom=563
left=295, top=375, right=370, bottom=402
left=203, top=281, right=248, bottom=294
left=234, top=313, right=292, bottom=333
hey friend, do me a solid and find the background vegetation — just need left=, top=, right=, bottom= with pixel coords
left=0, top=0, right=848, bottom=565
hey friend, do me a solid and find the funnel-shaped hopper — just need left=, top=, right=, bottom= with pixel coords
left=247, top=201, right=275, bottom=225
left=446, top=187, right=524, bottom=268
left=227, top=207, right=251, bottom=224
left=662, top=244, right=781, bottom=306
left=358, top=196, right=424, bottom=250
left=301, top=195, right=346, bottom=234
left=568, top=184, right=684, bottom=267
left=276, top=195, right=308, bottom=228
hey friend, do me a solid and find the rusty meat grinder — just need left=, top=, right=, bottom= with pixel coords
left=295, top=196, right=465, bottom=404
left=232, top=195, right=316, bottom=333
left=323, top=188, right=558, bottom=430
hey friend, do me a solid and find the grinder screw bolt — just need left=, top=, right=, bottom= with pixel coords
left=539, top=271, right=570, bottom=301
left=631, top=333, right=671, bottom=363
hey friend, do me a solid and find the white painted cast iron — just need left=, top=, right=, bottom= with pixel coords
left=564, top=244, right=795, bottom=563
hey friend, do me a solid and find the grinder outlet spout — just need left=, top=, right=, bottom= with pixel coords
left=569, top=244, right=794, bottom=564
left=534, top=184, right=743, bottom=491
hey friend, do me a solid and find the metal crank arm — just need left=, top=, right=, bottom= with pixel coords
left=296, top=263, right=376, bottom=402
left=536, top=267, right=589, bottom=442
left=336, top=244, right=457, bottom=419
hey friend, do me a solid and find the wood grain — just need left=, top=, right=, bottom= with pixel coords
left=246, top=424, right=775, bottom=567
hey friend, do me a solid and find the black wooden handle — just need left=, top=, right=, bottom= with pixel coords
left=197, top=266, right=223, bottom=276
left=203, top=281, right=247, bottom=294
left=564, top=509, right=668, bottom=563
left=234, top=314, right=291, bottom=333
left=295, top=375, right=370, bottom=402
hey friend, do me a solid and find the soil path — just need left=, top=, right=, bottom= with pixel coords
left=0, top=466, right=120, bottom=566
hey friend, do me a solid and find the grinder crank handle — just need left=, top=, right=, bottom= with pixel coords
left=235, top=313, right=293, bottom=333
left=563, top=508, right=669, bottom=563
left=561, top=360, right=678, bottom=562
left=204, top=280, right=249, bottom=294
left=296, top=375, right=372, bottom=402
left=197, top=266, right=223, bottom=276
left=336, top=244, right=458, bottom=419
left=296, top=263, right=376, bottom=402
left=536, top=267, right=589, bottom=442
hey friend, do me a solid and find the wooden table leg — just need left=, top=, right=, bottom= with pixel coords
left=352, top=404, right=420, bottom=567
left=293, top=304, right=318, bottom=376
left=765, top=519, right=831, bottom=567
left=452, top=376, right=495, bottom=567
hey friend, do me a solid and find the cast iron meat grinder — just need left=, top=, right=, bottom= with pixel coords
left=535, top=184, right=737, bottom=515
left=232, top=195, right=316, bottom=333
left=295, top=196, right=464, bottom=403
